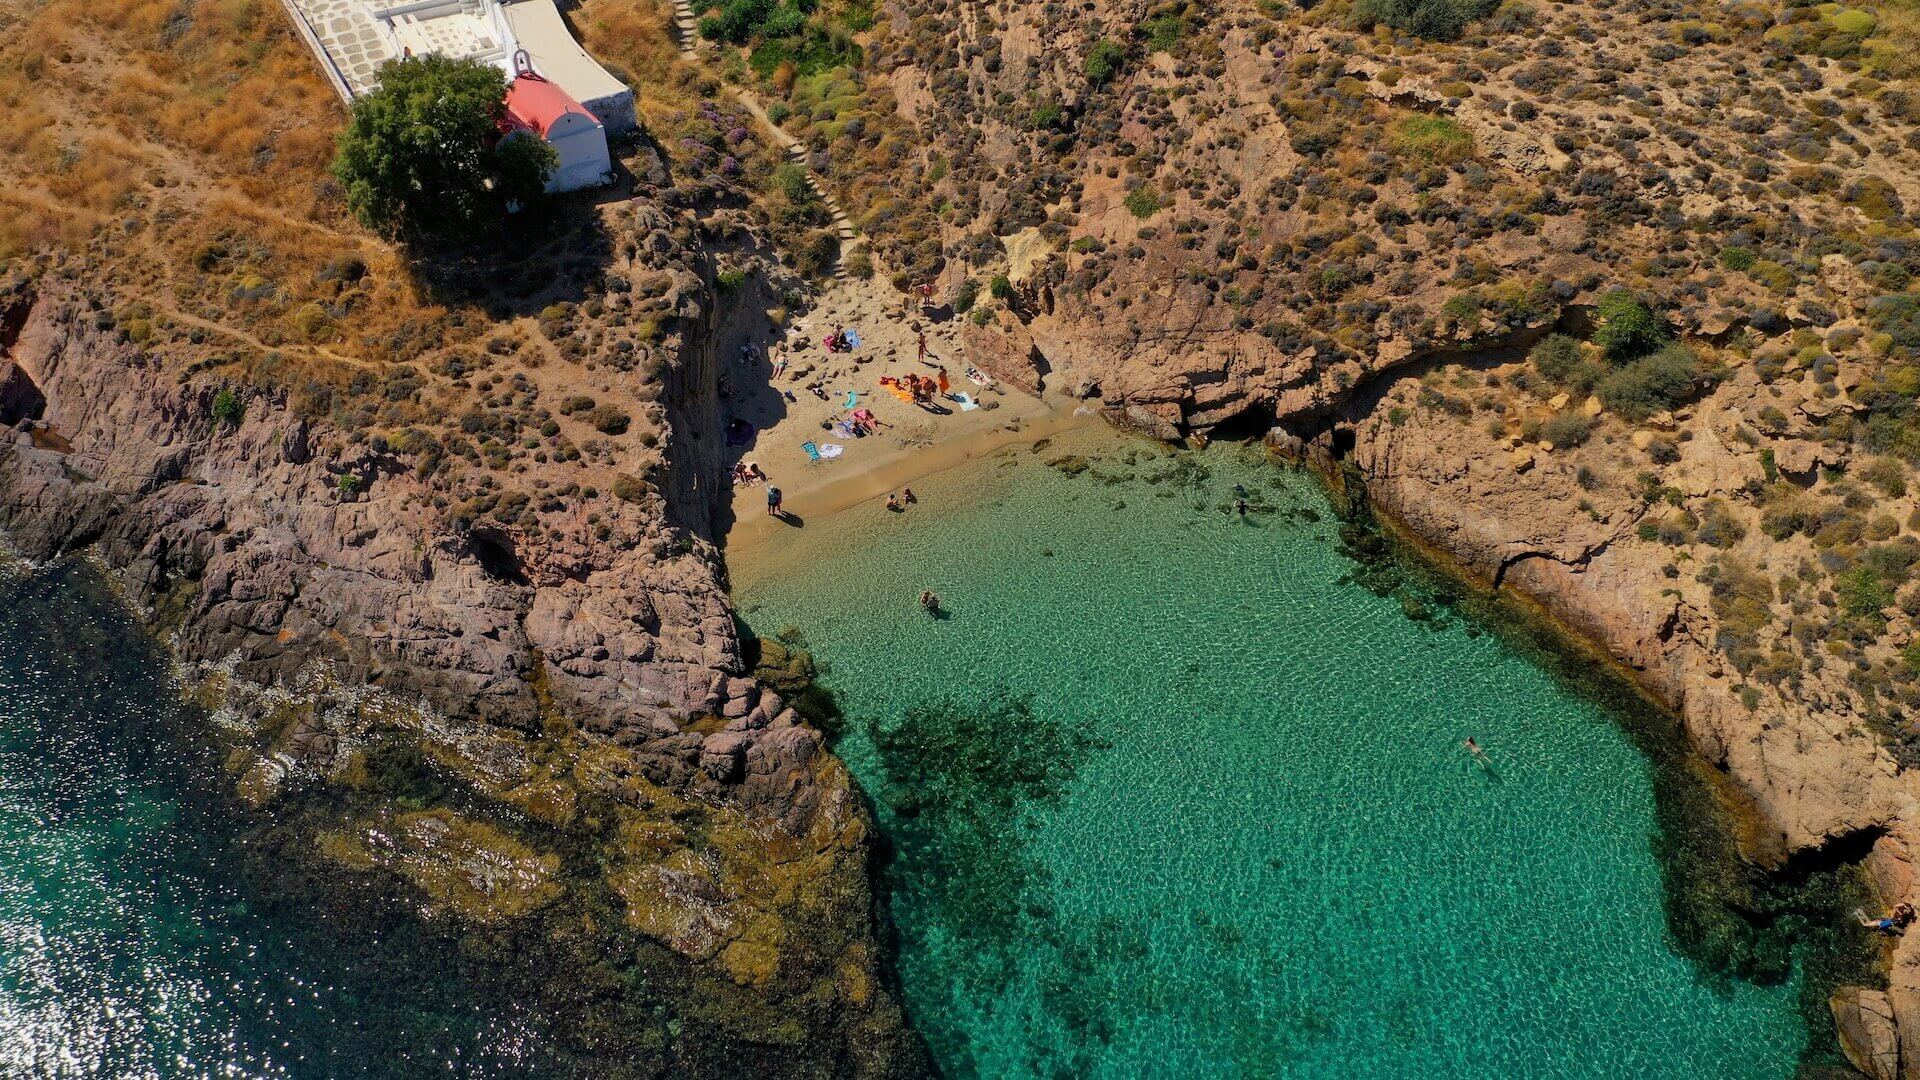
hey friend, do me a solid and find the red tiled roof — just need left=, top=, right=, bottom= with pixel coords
left=502, top=73, right=594, bottom=138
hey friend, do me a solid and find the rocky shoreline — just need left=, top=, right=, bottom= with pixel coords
left=1264, top=365, right=1918, bottom=1079
left=0, top=280, right=929, bottom=1077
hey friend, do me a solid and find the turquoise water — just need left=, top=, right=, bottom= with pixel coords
left=0, top=560, right=550, bottom=1078
left=733, top=427, right=1815, bottom=1079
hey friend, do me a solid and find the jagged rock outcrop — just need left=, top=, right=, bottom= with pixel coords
left=0, top=286, right=925, bottom=1076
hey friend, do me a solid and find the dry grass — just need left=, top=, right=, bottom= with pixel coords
left=0, top=0, right=453, bottom=390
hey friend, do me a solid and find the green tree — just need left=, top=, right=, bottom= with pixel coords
left=1593, top=289, right=1670, bottom=362
left=1840, top=567, right=1891, bottom=624
left=494, top=132, right=560, bottom=209
left=210, top=388, right=244, bottom=429
left=1084, top=39, right=1126, bottom=84
left=1352, top=0, right=1497, bottom=40
left=332, top=56, right=551, bottom=238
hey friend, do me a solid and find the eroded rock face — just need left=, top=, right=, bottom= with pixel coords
left=1833, top=986, right=1902, bottom=1080
left=0, top=289, right=923, bottom=1076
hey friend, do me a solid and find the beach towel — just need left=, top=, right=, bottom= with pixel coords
left=844, top=390, right=858, bottom=408
left=818, top=443, right=845, bottom=459
left=953, top=392, right=979, bottom=411
left=832, top=420, right=856, bottom=439
left=889, top=385, right=915, bottom=403
left=802, top=441, right=822, bottom=463
left=845, top=329, right=861, bottom=349
left=965, top=365, right=994, bottom=387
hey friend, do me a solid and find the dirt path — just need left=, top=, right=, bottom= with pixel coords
left=664, top=4, right=860, bottom=275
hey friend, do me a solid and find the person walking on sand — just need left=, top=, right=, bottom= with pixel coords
left=766, top=486, right=783, bottom=517
left=937, top=366, right=950, bottom=395
left=917, top=331, right=928, bottom=365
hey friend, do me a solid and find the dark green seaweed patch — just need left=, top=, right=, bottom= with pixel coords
left=866, top=693, right=1109, bottom=1074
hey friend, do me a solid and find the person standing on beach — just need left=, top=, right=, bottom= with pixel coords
left=767, top=486, right=783, bottom=517
left=917, top=331, right=928, bottom=365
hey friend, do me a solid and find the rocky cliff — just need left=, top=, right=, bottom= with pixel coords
left=0, top=258, right=923, bottom=1074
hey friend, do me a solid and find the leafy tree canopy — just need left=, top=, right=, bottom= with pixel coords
left=332, top=55, right=556, bottom=239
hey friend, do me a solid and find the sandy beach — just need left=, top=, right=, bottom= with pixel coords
left=722, top=277, right=1092, bottom=552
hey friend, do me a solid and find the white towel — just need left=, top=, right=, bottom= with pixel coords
left=818, top=443, right=845, bottom=459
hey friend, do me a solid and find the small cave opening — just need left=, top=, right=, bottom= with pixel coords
left=1328, top=426, right=1357, bottom=460
left=467, top=528, right=529, bottom=586
left=1204, top=401, right=1280, bottom=443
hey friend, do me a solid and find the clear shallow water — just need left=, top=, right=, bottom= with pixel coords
left=734, top=427, right=1812, bottom=1079
left=0, top=560, right=543, bottom=1079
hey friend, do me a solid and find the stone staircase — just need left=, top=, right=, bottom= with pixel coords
left=666, top=1, right=861, bottom=278
left=781, top=142, right=860, bottom=279
left=669, top=0, right=700, bottom=55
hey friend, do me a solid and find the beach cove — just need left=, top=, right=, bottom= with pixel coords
left=732, top=424, right=1864, bottom=1079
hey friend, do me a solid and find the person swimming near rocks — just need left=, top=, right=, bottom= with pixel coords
left=1235, top=499, right=1249, bottom=517
left=1857, top=902, right=1916, bottom=933
left=919, top=590, right=941, bottom=614
left=1463, top=737, right=1488, bottom=759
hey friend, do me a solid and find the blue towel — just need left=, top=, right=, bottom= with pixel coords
left=845, top=329, right=861, bottom=349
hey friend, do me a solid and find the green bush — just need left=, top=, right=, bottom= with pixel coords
left=1593, top=290, right=1669, bottom=362
left=1142, top=13, right=1185, bottom=51
left=1597, top=344, right=1707, bottom=421
left=211, top=388, right=245, bottom=429
left=1717, top=246, right=1756, bottom=271
left=588, top=404, right=631, bottom=436
left=1084, top=39, right=1127, bottom=84
left=612, top=474, right=649, bottom=504
left=1391, top=116, right=1475, bottom=163
left=989, top=275, right=1015, bottom=301
left=1123, top=185, right=1161, bottom=219
left=1540, top=412, right=1596, bottom=448
left=1840, top=567, right=1892, bottom=622
left=953, top=279, right=980, bottom=313
left=1530, top=333, right=1605, bottom=390
left=1352, top=0, right=1499, bottom=40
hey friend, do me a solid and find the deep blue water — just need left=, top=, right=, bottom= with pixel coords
left=0, top=559, right=544, bottom=1078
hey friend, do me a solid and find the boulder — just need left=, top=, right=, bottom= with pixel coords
left=1831, top=986, right=1900, bottom=1080
left=700, top=730, right=750, bottom=782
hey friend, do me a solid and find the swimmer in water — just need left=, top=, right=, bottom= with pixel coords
left=1463, top=737, right=1487, bottom=759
